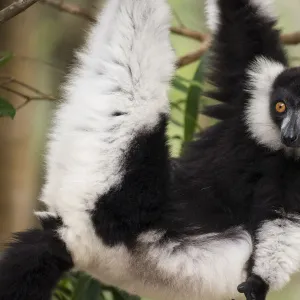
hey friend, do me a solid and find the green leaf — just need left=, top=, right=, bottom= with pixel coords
left=110, top=288, right=140, bottom=300
left=0, top=97, right=15, bottom=119
left=175, top=75, right=203, bottom=88
left=0, top=52, right=13, bottom=67
left=172, top=77, right=189, bottom=93
left=183, top=54, right=207, bottom=143
left=72, top=274, right=104, bottom=300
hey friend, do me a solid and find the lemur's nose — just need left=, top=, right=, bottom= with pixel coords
left=282, top=134, right=298, bottom=148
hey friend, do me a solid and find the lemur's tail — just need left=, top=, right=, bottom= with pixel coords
left=0, top=215, right=73, bottom=300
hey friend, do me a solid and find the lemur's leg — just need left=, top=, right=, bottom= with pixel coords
left=205, top=1, right=296, bottom=300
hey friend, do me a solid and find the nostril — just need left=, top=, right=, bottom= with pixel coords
left=290, top=135, right=298, bottom=143
left=282, top=134, right=298, bottom=146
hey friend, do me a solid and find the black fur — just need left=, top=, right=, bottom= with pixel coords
left=92, top=114, right=170, bottom=246
left=0, top=227, right=73, bottom=300
left=38, top=215, right=64, bottom=231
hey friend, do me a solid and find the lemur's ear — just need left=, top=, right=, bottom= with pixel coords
left=34, top=211, right=63, bottom=231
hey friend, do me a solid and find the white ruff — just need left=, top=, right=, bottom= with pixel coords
left=245, top=56, right=285, bottom=150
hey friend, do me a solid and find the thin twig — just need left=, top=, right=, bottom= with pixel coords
left=0, top=76, right=56, bottom=111
left=0, top=76, right=56, bottom=100
left=0, top=85, right=31, bottom=100
left=15, top=99, right=30, bottom=111
left=176, top=38, right=211, bottom=68
left=40, top=0, right=95, bottom=22
left=14, top=54, right=64, bottom=74
left=0, top=0, right=39, bottom=24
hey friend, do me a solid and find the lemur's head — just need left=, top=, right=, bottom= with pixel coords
left=245, top=58, right=300, bottom=151
left=271, top=68, right=300, bottom=148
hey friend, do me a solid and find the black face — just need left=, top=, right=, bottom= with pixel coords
left=271, top=68, right=300, bottom=148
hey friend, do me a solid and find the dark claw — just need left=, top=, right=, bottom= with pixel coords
left=237, top=275, right=269, bottom=300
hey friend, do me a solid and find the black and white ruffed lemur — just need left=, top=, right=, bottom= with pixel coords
left=1, top=0, right=300, bottom=299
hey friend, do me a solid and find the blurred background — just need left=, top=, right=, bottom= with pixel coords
left=0, top=0, right=300, bottom=299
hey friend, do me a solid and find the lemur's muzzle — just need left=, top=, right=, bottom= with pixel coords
left=281, top=113, right=300, bottom=148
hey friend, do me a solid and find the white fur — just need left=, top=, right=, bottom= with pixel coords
left=129, top=229, right=252, bottom=300
left=245, top=56, right=285, bottom=150
left=205, top=0, right=276, bottom=33
left=251, top=0, right=277, bottom=19
left=39, top=0, right=175, bottom=283
left=73, top=228, right=252, bottom=300
left=205, top=0, right=219, bottom=33
left=253, top=216, right=300, bottom=290
left=34, top=211, right=56, bottom=219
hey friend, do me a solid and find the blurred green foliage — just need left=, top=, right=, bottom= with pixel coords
left=53, top=272, right=141, bottom=300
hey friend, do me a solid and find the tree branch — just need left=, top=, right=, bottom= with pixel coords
left=176, top=38, right=211, bottom=68
left=0, top=0, right=39, bottom=24
left=41, top=0, right=208, bottom=41
left=39, top=0, right=300, bottom=68
left=40, top=0, right=210, bottom=67
left=281, top=31, right=300, bottom=45
left=1, top=0, right=300, bottom=69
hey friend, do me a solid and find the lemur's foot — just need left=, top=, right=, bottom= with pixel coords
left=237, top=275, right=269, bottom=300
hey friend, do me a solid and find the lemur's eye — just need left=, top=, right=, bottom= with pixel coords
left=275, top=102, right=286, bottom=113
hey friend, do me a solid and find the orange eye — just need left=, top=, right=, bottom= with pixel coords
left=275, top=102, right=286, bottom=113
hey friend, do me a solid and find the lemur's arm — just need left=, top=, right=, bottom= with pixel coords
left=206, top=1, right=300, bottom=300
left=205, top=0, right=287, bottom=119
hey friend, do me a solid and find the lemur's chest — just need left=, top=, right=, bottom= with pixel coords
left=251, top=157, right=300, bottom=212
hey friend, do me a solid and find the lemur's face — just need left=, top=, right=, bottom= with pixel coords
left=270, top=68, right=300, bottom=148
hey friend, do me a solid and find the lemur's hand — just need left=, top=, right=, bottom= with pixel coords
left=238, top=275, right=269, bottom=300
